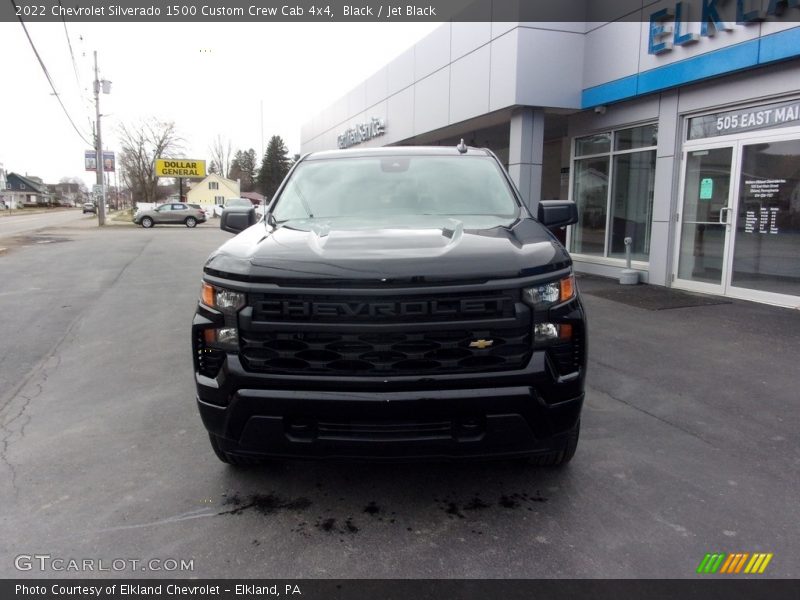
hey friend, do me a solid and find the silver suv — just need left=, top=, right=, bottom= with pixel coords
left=133, top=203, right=206, bottom=228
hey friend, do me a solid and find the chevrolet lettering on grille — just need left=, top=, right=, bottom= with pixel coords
left=255, top=298, right=507, bottom=320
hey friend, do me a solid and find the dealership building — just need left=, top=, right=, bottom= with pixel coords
left=300, top=6, right=800, bottom=308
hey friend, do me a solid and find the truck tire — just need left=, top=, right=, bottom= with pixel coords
left=208, top=433, right=263, bottom=466
left=528, top=420, right=580, bottom=467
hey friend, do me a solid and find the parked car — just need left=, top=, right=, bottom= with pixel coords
left=213, top=197, right=255, bottom=217
left=82, top=203, right=96, bottom=214
left=133, top=203, right=206, bottom=228
left=188, top=203, right=212, bottom=219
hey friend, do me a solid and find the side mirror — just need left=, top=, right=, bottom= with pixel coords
left=220, top=206, right=256, bottom=234
left=538, top=200, right=578, bottom=229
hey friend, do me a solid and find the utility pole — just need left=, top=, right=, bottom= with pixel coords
left=93, top=51, right=111, bottom=226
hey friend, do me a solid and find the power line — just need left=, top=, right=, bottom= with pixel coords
left=58, top=0, right=88, bottom=108
left=12, top=0, right=94, bottom=147
left=56, top=0, right=95, bottom=134
left=75, top=33, right=96, bottom=133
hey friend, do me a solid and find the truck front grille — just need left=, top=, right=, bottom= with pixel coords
left=240, top=327, right=531, bottom=376
left=316, top=419, right=454, bottom=442
left=248, top=290, right=514, bottom=323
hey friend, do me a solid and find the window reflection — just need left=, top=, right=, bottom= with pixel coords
left=570, top=125, right=657, bottom=260
left=732, top=139, right=800, bottom=296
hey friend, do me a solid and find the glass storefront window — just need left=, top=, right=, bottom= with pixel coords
left=575, top=133, right=611, bottom=156
left=571, top=156, right=609, bottom=255
left=570, top=124, right=658, bottom=260
left=608, top=150, right=656, bottom=260
left=615, top=124, right=658, bottom=151
left=731, top=139, right=800, bottom=296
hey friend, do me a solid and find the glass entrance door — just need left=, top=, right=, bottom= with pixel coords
left=675, top=146, right=734, bottom=293
left=674, top=132, right=800, bottom=306
left=729, top=138, right=800, bottom=302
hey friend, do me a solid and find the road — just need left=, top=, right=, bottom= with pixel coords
left=0, top=221, right=797, bottom=579
left=0, top=209, right=89, bottom=239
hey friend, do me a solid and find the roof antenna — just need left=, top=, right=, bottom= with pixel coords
left=456, top=139, right=468, bottom=154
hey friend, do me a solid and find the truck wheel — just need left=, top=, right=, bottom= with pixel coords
left=185, top=217, right=197, bottom=228
left=208, top=433, right=263, bottom=466
left=528, top=420, right=580, bottom=467
left=141, top=217, right=154, bottom=228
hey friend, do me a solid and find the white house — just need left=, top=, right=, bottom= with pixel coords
left=186, top=173, right=241, bottom=214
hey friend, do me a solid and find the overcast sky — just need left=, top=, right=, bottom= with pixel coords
left=0, top=21, right=439, bottom=188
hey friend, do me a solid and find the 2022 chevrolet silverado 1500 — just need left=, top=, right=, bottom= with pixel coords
left=192, top=145, right=586, bottom=466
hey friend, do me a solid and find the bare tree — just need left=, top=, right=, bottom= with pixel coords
left=118, top=119, right=183, bottom=204
left=58, top=176, right=88, bottom=193
left=209, top=134, right=233, bottom=179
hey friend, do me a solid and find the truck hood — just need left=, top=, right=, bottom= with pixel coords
left=205, top=216, right=571, bottom=283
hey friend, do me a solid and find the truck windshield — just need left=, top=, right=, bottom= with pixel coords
left=272, top=155, right=520, bottom=227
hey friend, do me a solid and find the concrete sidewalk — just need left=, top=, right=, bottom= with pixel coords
left=0, top=207, right=74, bottom=218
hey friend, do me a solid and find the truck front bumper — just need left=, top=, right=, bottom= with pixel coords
left=195, top=351, right=583, bottom=460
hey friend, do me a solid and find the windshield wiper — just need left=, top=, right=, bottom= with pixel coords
left=294, top=182, right=314, bottom=219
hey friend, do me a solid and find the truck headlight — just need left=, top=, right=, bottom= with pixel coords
left=522, top=274, right=575, bottom=310
left=200, top=282, right=246, bottom=313
left=534, top=322, right=573, bottom=343
left=203, top=327, right=238, bottom=346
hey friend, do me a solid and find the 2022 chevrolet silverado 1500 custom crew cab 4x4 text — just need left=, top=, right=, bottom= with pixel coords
left=192, top=145, right=586, bottom=466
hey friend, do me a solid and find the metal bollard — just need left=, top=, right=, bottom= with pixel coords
left=619, top=236, right=639, bottom=285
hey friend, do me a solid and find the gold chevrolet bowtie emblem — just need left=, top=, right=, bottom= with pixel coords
left=469, top=339, right=494, bottom=349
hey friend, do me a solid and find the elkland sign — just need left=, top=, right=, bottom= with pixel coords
left=337, top=117, right=386, bottom=149
left=648, top=0, right=800, bottom=54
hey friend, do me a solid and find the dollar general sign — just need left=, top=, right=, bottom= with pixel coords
left=155, top=159, right=206, bottom=178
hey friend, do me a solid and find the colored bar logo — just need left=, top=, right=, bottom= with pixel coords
left=697, top=553, right=773, bottom=574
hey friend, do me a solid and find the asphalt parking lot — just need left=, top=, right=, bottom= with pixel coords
left=0, top=220, right=797, bottom=578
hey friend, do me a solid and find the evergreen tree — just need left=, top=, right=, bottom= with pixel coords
left=227, top=150, right=244, bottom=182
left=257, top=136, right=291, bottom=199
left=228, top=149, right=258, bottom=192
left=240, top=149, right=258, bottom=193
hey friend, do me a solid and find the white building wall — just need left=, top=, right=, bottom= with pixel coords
left=300, top=23, right=586, bottom=154
left=414, top=68, right=450, bottom=135
left=449, top=45, right=491, bottom=125
left=514, top=26, right=584, bottom=108
left=582, top=22, right=640, bottom=90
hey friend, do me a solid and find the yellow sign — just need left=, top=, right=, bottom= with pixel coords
left=155, top=158, right=206, bottom=178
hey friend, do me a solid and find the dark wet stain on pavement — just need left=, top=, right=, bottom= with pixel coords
left=219, top=488, right=549, bottom=537
left=218, top=493, right=312, bottom=516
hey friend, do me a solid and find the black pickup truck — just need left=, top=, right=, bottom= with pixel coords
left=192, top=145, right=586, bottom=466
